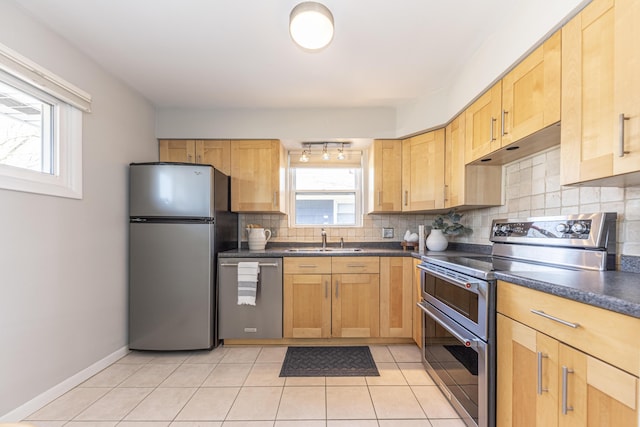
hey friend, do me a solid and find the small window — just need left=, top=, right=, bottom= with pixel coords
left=0, top=79, right=54, bottom=174
left=290, top=166, right=362, bottom=227
left=0, top=43, right=90, bottom=199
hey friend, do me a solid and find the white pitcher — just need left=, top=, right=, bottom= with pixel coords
left=247, top=228, right=271, bottom=251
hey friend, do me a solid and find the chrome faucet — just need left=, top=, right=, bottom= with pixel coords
left=321, top=228, right=327, bottom=250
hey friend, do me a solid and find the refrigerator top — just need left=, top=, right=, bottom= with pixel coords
left=129, top=163, right=218, bottom=219
left=130, top=162, right=214, bottom=168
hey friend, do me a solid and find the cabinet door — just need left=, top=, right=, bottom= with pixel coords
left=502, top=31, right=561, bottom=146
left=283, top=273, right=331, bottom=338
left=379, top=257, right=413, bottom=338
left=230, top=140, right=285, bottom=212
left=497, top=314, right=559, bottom=427
left=614, top=0, right=640, bottom=176
left=159, top=139, right=196, bottom=163
left=445, top=114, right=465, bottom=208
left=446, top=113, right=502, bottom=208
left=465, top=82, right=502, bottom=163
left=561, top=0, right=615, bottom=184
left=196, top=140, right=230, bottom=175
left=368, top=139, right=402, bottom=213
left=411, top=258, right=422, bottom=348
left=401, top=129, right=445, bottom=211
left=558, top=344, right=638, bottom=427
left=563, top=0, right=640, bottom=184
left=332, top=273, right=380, bottom=338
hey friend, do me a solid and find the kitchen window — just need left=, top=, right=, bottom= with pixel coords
left=289, top=151, right=363, bottom=227
left=0, top=42, right=90, bottom=199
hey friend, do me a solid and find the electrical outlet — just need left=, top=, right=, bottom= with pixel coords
left=382, top=227, right=394, bottom=238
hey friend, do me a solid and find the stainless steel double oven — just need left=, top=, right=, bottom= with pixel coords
left=417, top=212, right=617, bottom=427
left=417, top=257, right=495, bottom=427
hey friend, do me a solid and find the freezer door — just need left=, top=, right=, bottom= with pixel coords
left=129, top=222, right=215, bottom=350
left=130, top=163, right=214, bottom=218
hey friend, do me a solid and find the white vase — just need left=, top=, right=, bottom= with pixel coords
left=426, top=229, right=448, bottom=251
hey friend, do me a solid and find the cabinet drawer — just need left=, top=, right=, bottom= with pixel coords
left=331, top=256, right=379, bottom=274
left=497, top=280, right=640, bottom=375
left=284, top=257, right=332, bottom=274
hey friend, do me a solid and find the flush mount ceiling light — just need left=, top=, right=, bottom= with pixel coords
left=289, top=2, right=334, bottom=51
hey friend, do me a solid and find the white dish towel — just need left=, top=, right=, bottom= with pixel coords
left=237, top=261, right=260, bottom=306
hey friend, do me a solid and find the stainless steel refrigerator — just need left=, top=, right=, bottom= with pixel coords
left=128, top=162, right=237, bottom=350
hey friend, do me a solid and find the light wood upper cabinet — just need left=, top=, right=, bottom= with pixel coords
left=230, top=139, right=285, bottom=213
left=562, top=0, right=640, bottom=186
left=368, top=139, right=403, bottom=213
left=466, top=30, right=561, bottom=165
left=402, top=129, right=445, bottom=212
left=159, top=139, right=197, bottom=163
left=502, top=31, right=561, bottom=147
left=195, top=140, right=231, bottom=175
left=159, top=139, right=231, bottom=175
left=465, top=82, right=503, bottom=163
left=379, top=257, right=413, bottom=338
left=445, top=113, right=502, bottom=209
left=497, top=281, right=640, bottom=427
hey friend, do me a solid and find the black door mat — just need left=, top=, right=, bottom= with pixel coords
left=444, top=344, right=478, bottom=376
left=279, top=346, right=380, bottom=377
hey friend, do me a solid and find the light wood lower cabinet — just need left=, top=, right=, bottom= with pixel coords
left=283, top=257, right=332, bottom=338
left=379, top=257, right=413, bottom=338
left=283, top=256, right=380, bottom=338
left=497, top=281, right=639, bottom=427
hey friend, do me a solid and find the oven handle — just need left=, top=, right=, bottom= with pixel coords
left=418, top=301, right=479, bottom=349
left=417, top=263, right=481, bottom=295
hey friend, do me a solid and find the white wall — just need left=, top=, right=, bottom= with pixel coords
left=157, top=1, right=588, bottom=140
left=156, top=107, right=398, bottom=139
left=0, top=2, right=157, bottom=418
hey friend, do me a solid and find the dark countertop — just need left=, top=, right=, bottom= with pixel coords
left=495, top=270, right=640, bottom=319
left=219, top=241, right=492, bottom=259
left=219, top=247, right=420, bottom=258
left=219, top=243, right=640, bottom=319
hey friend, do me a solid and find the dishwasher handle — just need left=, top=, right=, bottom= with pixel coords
left=220, top=262, right=279, bottom=267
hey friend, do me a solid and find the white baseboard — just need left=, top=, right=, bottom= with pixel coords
left=0, top=346, right=130, bottom=422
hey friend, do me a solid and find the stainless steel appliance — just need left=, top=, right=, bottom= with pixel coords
left=128, top=162, right=238, bottom=351
left=218, top=257, right=283, bottom=339
left=417, top=212, right=617, bottom=427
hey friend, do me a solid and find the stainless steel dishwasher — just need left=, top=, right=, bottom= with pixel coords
left=218, top=257, right=283, bottom=339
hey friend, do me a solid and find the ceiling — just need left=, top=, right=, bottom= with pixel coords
left=12, top=0, right=529, bottom=111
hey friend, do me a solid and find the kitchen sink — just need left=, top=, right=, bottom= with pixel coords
left=285, top=247, right=364, bottom=253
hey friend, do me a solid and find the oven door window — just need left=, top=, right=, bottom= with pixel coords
left=424, top=274, right=479, bottom=323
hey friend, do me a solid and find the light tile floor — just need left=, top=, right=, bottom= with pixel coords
left=24, top=344, right=466, bottom=427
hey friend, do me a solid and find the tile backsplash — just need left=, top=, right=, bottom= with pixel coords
left=241, top=147, right=640, bottom=257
